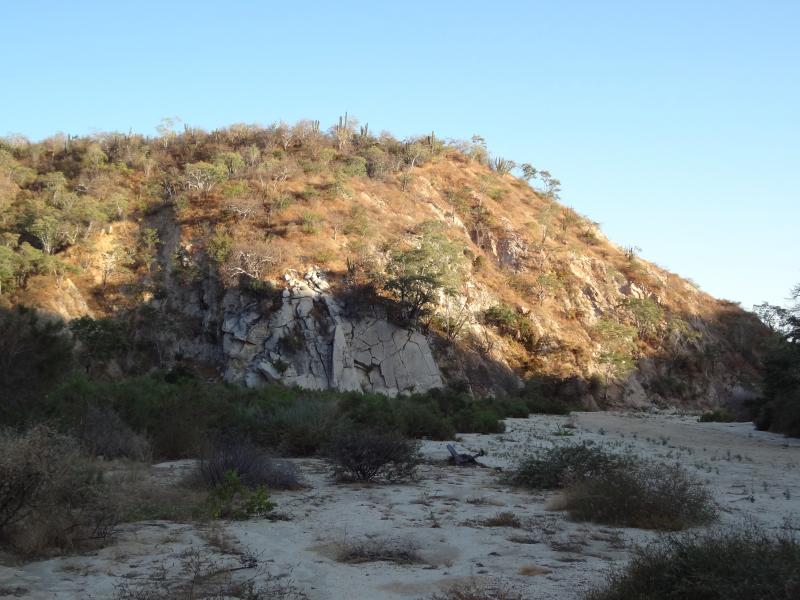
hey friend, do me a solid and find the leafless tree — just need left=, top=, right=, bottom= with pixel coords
left=225, top=249, right=277, bottom=282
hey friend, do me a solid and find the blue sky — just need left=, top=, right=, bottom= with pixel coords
left=2, top=1, right=798, bottom=310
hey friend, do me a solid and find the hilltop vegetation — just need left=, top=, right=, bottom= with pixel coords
left=0, top=117, right=765, bottom=410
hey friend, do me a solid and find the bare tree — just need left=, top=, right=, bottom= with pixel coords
left=225, top=249, right=277, bottom=282
left=98, top=246, right=129, bottom=289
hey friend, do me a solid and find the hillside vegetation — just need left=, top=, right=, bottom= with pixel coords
left=0, top=118, right=765, bottom=409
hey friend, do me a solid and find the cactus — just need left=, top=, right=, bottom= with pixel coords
left=426, top=131, right=436, bottom=149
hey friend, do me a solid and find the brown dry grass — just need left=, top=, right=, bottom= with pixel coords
left=518, top=564, right=552, bottom=576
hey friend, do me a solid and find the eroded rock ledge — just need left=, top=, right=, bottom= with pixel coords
left=221, top=269, right=443, bottom=396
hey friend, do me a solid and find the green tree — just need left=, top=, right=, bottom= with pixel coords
left=13, top=243, right=47, bottom=289
left=752, top=286, right=800, bottom=436
left=384, top=222, right=465, bottom=323
left=213, top=151, right=245, bottom=177
left=81, top=143, right=108, bottom=172
left=28, top=213, right=63, bottom=254
left=593, top=318, right=638, bottom=398
left=69, top=316, right=132, bottom=376
left=207, top=229, right=234, bottom=263
left=0, top=246, right=16, bottom=295
left=185, top=161, right=226, bottom=196
left=0, top=306, right=74, bottom=421
left=520, top=163, right=538, bottom=182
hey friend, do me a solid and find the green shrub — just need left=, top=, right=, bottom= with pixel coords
left=207, top=229, right=233, bottom=263
left=586, top=525, right=800, bottom=600
left=339, top=155, right=367, bottom=177
left=484, top=304, right=537, bottom=348
left=518, top=376, right=574, bottom=415
left=324, top=426, right=420, bottom=482
left=269, top=398, right=334, bottom=456
left=452, top=406, right=505, bottom=434
left=203, top=471, right=275, bottom=520
left=300, top=211, right=323, bottom=234
left=525, top=397, right=571, bottom=415
left=559, top=461, right=717, bottom=530
left=396, top=402, right=456, bottom=439
left=506, top=443, right=715, bottom=530
left=504, top=443, right=626, bottom=489
left=699, top=408, right=737, bottom=423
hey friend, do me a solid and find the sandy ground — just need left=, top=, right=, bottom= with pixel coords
left=2, top=411, right=799, bottom=599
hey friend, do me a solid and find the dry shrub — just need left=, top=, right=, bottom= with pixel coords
left=427, top=578, right=523, bottom=600
left=114, top=546, right=308, bottom=599
left=0, top=426, right=118, bottom=555
left=325, top=427, right=419, bottom=482
left=481, top=511, right=522, bottom=528
left=334, top=535, right=422, bottom=565
left=518, top=564, right=551, bottom=576
left=198, top=438, right=303, bottom=490
left=586, top=525, right=800, bottom=600
left=506, top=442, right=716, bottom=531
left=107, top=467, right=206, bottom=523
left=76, top=405, right=152, bottom=462
left=559, top=462, right=717, bottom=531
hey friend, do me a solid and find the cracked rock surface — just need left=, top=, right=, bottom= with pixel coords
left=221, top=269, right=443, bottom=396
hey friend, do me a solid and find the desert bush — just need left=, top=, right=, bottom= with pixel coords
left=269, top=398, right=335, bottom=456
left=75, top=405, right=152, bottom=461
left=324, top=426, right=420, bottom=482
left=481, top=511, right=522, bottom=528
left=699, top=408, right=737, bottom=422
left=585, top=525, right=800, bottom=600
left=557, top=461, right=717, bottom=530
left=451, top=405, right=505, bottom=434
left=198, top=438, right=302, bottom=490
left=524, top=397, right=571, bottom=415
left=334, top=535, right=421, bottom=564
left=0, top=426, right=117, bottom=554
left=396, top=401, right=456, bottom=439
left=114, top=546, right=308, bottom=599
left=504, top=443, right=627, bottom=490
left=339, top=155, right=367, bottom=177
left=109, top=469, right=206, bottom=523
left=203, top=471, right=275, bottom=520
left=428, top=578, right=523, bottom=600
left=0, top=306, right=74, bottom=423
left=518, top=376, right=576, bottom=415
left=299, top=211, right=322, bottom=234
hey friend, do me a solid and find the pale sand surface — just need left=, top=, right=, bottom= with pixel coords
left=2, top=412, right=799, bottom=599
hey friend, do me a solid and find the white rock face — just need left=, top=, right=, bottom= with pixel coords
left=221, top=269, right=443, bottom=396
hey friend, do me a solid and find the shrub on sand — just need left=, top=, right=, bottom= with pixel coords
left=324, top=426, right=419, bottom=482
left=585, top=525, right=800, bottom=600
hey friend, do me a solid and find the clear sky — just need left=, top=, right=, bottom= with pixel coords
left=2, top=1, right=797, bottom=310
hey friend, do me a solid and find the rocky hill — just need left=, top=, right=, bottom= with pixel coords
left=0, top=120, right=766, bottom=409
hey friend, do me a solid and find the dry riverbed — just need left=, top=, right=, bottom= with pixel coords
left=2, top=411, right=799, bottom=599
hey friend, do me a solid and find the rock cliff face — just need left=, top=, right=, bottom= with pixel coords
left=220, top=269, right=443, bottom=395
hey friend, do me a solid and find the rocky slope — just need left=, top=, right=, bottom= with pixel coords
left=0, top=122, right=766, bottom=407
